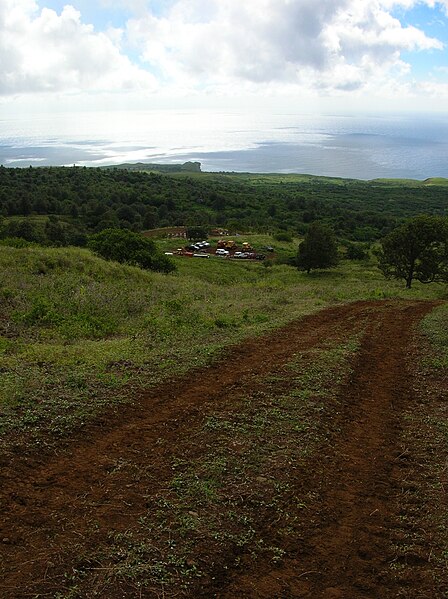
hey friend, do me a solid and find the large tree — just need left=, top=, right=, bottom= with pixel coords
left=296, top=222, right=339, bottom=274
left=377, top=215, right=448, bottom=288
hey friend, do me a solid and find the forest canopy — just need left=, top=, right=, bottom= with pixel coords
left=0, top=166, right=446, bottom=246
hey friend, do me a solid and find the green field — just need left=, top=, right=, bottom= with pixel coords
left=1, top=234, right=446, bottom=453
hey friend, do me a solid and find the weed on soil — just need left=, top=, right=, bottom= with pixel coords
left=380, top=303, right=448, bottom=598
left=45, top=335, right=361, bottom=598
left=0, top=301, right=446, bottom=599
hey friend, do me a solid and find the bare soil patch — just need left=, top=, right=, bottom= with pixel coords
left=0, top=300, right=444, bottom=598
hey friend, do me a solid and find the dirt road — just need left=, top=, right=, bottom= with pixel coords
left=0, top=300, right=444, bottom=598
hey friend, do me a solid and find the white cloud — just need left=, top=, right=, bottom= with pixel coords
left=0, top=0, right=156, bottom=94
left=125, top=0, right=444, bottom=94
left=415, top=80, right=448, bottom=97
left=0, top=0, right=446, bottom=101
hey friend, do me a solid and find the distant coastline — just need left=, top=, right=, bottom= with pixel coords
left=1, top=111, right=447, bottom=180
left=98, top=162, right=448, bottom=185
left=2, top=161, right=447, bottom=187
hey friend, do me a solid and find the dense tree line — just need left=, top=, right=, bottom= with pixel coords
left=0, top=166, right=446, bottom=246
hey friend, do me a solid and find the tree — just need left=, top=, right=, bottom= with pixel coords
left=143, top=207, right=158, bottom=230
left=344, top=241, right=369, bottom=261
left=88, top=228, right=176, bottom=274
left=45, top=216, right=67, bottom=246
left=296, top=222, right=339, bottom=273
left=377, top=215, right=448, bottom=288
left=20, top=196, right=32, bottom=216
left=116, top=205, right=138, bottom=223
left=2, top=219, right=43, bottom=243
left=186, top=225, right=208, bottom=240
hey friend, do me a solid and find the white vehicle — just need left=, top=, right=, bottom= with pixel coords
left=215, top=248, right=229, bottom=256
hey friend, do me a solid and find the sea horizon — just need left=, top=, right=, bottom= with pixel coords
left=1, top=110, right=447, bottom=181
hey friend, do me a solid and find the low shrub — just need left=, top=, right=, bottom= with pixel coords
left=88, top=228, right=176, bottom=273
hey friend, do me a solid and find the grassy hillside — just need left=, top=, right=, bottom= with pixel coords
left=1, top=238, right=446, bottom=453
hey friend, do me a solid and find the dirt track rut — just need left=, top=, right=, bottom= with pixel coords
left=217, top=302, right=436, bottom=599
left=0, top=300, right=441, bottom=598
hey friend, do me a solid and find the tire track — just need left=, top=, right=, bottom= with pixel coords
left=216, top=301, right=436, bottom=599
left=0, top=300, right=437, bottom=598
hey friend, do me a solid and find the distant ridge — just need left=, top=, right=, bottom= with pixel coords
left=423, top=177, right=448, bottom=186
left=98, top=162, right=448, bottom=185
left=370, top=177, right=448, bottom=186
left=101, top=161, right=202, bottom=173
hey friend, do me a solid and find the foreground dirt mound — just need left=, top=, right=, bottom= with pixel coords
left=0, top=300, right=445, bottom=598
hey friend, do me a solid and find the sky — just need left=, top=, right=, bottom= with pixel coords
left=1, top=0, right=448, bottom=115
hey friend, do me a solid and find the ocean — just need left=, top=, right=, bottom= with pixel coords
left=0, top=110, right=447, bottom=180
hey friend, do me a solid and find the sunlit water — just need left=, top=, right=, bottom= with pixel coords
left=1, top=110, right=447, bottom=179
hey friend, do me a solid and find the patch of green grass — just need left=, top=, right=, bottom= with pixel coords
left=423, top=178, right=448, bottom=186
left=0, top=244, right=446, bottom=451
left=420, top=304, right=448, bottom=369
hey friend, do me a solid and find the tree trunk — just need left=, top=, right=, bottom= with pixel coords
left=406, top=261, right=415, bottom=289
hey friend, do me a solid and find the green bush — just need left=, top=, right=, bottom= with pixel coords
left=88, top=228, right=176, bottom=273
left=0, top=237, right=36, bottom=248
left=14, top=296, right=62, bottom=326
left=273, top=231, right=293, bottom=242
left=344, top=242, right=369, bottom=260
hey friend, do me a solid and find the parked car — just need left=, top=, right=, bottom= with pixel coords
left=215, top=248, right=229, bottom=256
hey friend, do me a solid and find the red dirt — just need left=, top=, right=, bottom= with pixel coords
left=0, top=300, right=444, bottom=598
